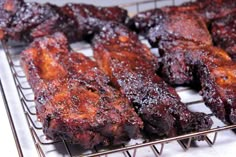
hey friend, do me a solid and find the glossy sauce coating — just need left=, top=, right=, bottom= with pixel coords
left=131, top=3, right=236, bottom=125
left=92, top=23, right=212, bottom=137
left=211, top=12, right=236, bottom=60
left=21, top=32, right=143, bottom=149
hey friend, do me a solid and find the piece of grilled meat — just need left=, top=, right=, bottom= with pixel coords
left=128, top=8, right=164, bottom=36
left=141, top=8, right=236, bottom=125
left=92, top=22, right=212, bottom=137
left=162, top=45, right=236, bottom=124
left=3, top=2, right=65, bottom=41
left=60, top=3, right=128, bottom=41
left=161, top=0, right=236, bottom=23
left=130, top=0, right=236, bottom=35
left=1, top=1, right=128, bottom=41
left=146, top=11, right=212, bottom=85
left=147, top=11, right=212, bottom=48
left=20, top=32, right=143, bottom=149
left=211, top=12, right=236, bottom=60
left=130, top=9, right=212, bottom=46
left=0, top=0, right=23, bottom=39
left=194, top=0, right=236, bottom=23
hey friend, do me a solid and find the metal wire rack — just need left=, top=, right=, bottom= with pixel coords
left=1, top=0, right=236, bottom=157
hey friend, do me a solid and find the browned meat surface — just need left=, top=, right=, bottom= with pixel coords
left=186, top=47, right=236, bottom=124
left=60, top=3, right=128, bottom=40
left=131, top=9, right=212, bottom=47
left=147, top=11, right=212, bottom=47
left=128, top=8, right=164, bottom=35
left=194, top=0, right=236, bottom=23
left=211, top=12, right=236, bottom=60
left=145, top=11, right=212, bottom=85
left=20, top=32, right=143, bottom=149
left=157, top=41, right=197, bottom=85
left=162, top=0, right=236, bottom=23
left=159, top=44, right=236, bottom=124
left=140, top=7, right=236, bottom=125
left=92, top=22, right=212, bottom=137
left=1, top=1, right=128, bottom=41
left=130, top=0, right=236, bottom=36
left=5, top=2, right=62, bottom=41
left=0, top=0, right=23, bottom=39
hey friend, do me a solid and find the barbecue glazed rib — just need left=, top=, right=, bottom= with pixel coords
left=130, top=0, right=236, bottom=35
left=92, top=22, right=212, bottom=137
left=159, top=45, right=236, bottom=124
left=147, top=11, right=212, bottom=47
left=146, top=11, right=212, bottom=85
left=211, top=12, right=236, bottom=60
left=128, top=8, right=164, bottom=36
left=0, top=0, right=128, bottom=41
left=20, top=32, right=143, bottom=149
left=193, top=0, right=236, bottom=23
left=60, top=3, right=128, bottom=41
left=160, top=0, right=236, bottom=23
left=0, top=0, right=23, bottom=39
left=131, top=9, right=212, bottom=48
left=5, top=2, right=63, bottom=41
left=136, top=8, right=236, bottom=125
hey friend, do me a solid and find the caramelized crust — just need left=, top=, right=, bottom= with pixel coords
left=194, top=0, right=236, bottom=23
left=160, top=45, right=236, bottom=123
left=147, top=11, right=212, bottom=47
left=130, top=0, right=236, bottom=35
left=20, top=32, right=143, bottom=149
left=144, top=11, right=212, bottom=85
left=1, top=1, right=128, bottom=41
left=211, top=12, right=236, bottom=60
left=185, top=47, right=236, bottom=124
left=0, top=0, right=23, bottom=39
left=162, top=0, right=236, bottom=23
left=4, top=2, right=63, bottom=41
left=60, top=3, right=128, bottom=40
left=141, top=9, right=236, bottom=124
left=92, top=23, right=212, bottom=137
left=129, top=8, right=164, bottom=35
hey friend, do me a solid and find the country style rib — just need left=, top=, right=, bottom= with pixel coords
left=60, top=3, right=128, bottom=41
left=147, top=11, right=212, bottom=85
left=130, top=0, right=236, bottom=34
left=130, top=0, right=236, bottom=61
left=211, top=12, right=236, bottom=60
left=5, top=2, right=64, bottom=41
left=133, top=8, right=236, bottom=125
left=20, top=32, right=143, bottom=149
left=92, top=22, right=212, bottom=137
left=159, top=45, right=236, bottom=124
left=160, top=0, right=236, bottom=23
left=0, top=0, right=128, bottom=41
left=0, top=0, right=23, bottom=39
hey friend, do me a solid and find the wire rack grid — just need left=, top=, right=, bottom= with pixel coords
left=1, top=0, right=236, bottom=157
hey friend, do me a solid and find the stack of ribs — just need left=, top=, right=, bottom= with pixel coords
left=20, top=32, right=143, bottom=149
left=92, top=22, right=212, bottom=137
left=0, top=0, right=128, bottom=41
left=130, top=2, right=236, bottom=125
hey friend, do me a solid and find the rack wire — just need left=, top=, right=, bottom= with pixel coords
left=1, top=0, right=236, bottom=157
